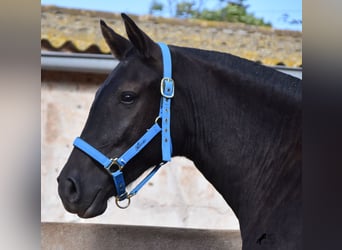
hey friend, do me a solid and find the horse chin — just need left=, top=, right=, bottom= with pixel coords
left=78, top=189, right=109, bottom=218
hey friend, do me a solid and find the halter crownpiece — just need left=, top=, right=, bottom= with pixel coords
left=73, top=42, right=174, bottom=209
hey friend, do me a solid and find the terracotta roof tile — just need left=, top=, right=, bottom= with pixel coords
left=41, top=6, right=302, bottom=67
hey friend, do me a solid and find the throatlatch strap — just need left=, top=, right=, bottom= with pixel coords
left=129, top=163, right=164, bottom=196
left=158, top=42, right=172, bottom=79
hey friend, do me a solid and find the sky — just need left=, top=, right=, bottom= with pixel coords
left=41, top=0, right=302, bottom=31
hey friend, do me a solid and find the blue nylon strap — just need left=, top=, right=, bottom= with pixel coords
left=73, top=137, right=127, bottom=198
left=157, top=42, right=172, bottom=78
left=112, top=170, right=126, bottom=199
left=159, top=95, right=172, bottom=161
left=157, top=42, right=174, bottom=162
left=116, top=123, right=162, bottom=166
left=73, top=123, right=163, bottom=199
left=73, top=137, right=112, bottom=168
left=128, top=163, right=164, bottom=197
left=74, top=123, right=161, bottom=169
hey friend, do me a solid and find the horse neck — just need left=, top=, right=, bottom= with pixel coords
left=171, top=47, right=302, bottom=243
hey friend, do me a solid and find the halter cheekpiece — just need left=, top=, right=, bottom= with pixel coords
left=73, top=42, right=174, bottom=209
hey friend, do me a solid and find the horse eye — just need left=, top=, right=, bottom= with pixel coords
left=120, top=91, right=137, bottom=104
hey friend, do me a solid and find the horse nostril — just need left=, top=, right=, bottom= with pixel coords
left=64, top=177, right=81, bottom=203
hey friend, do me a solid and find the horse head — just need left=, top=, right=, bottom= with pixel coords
left=57, top=14, right=179, bottom=218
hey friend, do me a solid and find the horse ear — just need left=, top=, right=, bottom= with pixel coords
left=100, top=19, right=132, bottom=60
left=121, top=13, right=160, bottom=59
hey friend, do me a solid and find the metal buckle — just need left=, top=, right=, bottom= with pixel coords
left=160, top=77, right=174, bottom=98
left=107, top=158, right=123, bottom=173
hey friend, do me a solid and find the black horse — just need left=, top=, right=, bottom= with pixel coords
left=58, top=14, right=301, bottom=250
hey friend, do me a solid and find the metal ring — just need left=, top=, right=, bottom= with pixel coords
left=115, top=196, right=131, bottom=209
left=108, top=158, right=123, bottom=172
left=154, top=116, right=161, bottom=124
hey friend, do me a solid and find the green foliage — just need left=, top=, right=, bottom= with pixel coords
left=149, top=0, right=164, bottom=15
left=173, top=0, right=272, bottom=27
left=148, top=0, right=272, bottom=27
left=200, top=2, right=270, bottom=27
left=176, top=1, right=196, bottom=18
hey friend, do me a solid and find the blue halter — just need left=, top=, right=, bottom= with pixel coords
left=73, top=42, right=174, bottom=208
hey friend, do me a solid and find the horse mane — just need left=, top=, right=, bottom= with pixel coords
left=172, top=45, right=301, bottom=108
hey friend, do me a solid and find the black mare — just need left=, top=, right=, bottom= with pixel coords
left=58, top=14, right=302, bottom=250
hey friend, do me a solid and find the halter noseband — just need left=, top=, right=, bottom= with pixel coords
left=73, top=42, right=174, bottom=209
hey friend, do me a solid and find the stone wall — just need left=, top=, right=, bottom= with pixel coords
left=41, top=6, right=302, bottom=67
left=41, top=70, right=240, bottom=230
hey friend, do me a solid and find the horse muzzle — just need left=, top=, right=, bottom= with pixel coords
left=57, top=169, right=112, bottom=218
